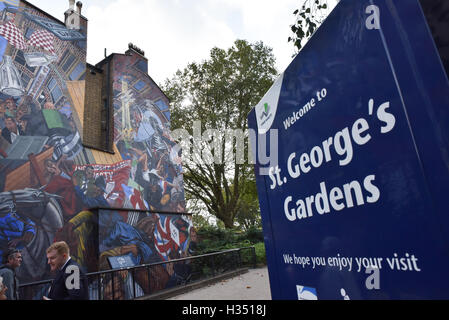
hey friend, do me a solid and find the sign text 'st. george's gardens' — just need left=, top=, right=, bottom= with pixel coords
left=248, top=0, right=449, bottom=300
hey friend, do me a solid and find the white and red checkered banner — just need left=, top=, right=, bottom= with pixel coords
left=0, top=21, right=27, bottom=50
left=27, top=29, right=56, bottom=54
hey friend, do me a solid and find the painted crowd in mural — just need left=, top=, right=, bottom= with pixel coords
left=0, top=1, right=193, bottom=298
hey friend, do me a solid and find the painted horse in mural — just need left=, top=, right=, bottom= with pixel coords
left=0, top=188, right=64, bottom=282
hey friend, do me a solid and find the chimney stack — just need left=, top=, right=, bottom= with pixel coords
left=65, top=0, right=87, bottom=31
left=125, top=43, right=148, bottom=73
left=76, top=1, right=83, bottom=15
left=126, top=43, right=146, bottom=57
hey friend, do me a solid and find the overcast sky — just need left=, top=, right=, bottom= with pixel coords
left=27, top=0, right=338, bottom=86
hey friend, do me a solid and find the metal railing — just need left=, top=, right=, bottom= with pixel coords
left=19, top=247, right=257, bottom=300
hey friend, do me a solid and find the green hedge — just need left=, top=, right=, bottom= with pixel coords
left=194, top=226, right=266, bottom=266
left=254, top=242, right=267, bottom=265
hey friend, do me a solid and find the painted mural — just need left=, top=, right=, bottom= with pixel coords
left=112, top=53, right=186, bottom=214
left=0, top=0, right=192, bottom=297
left=98, top=210, right=197, bottom=299
left=0, top=1, right=88, bottom=284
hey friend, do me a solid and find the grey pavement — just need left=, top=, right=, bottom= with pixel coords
left=168, top=267, right=272, bottom=300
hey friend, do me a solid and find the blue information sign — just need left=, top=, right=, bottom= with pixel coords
left=248, top=0, right=449, bottom=300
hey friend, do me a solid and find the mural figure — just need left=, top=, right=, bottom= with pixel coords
left=0, top=1, right=191, bottom=299
left=0, top=188, right=64, bottom=282
left=98, top=210, right=197, bottom=299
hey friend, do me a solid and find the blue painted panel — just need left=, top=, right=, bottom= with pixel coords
left=249, top=0, right=449, bottom=300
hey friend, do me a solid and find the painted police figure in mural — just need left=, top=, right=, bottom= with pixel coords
left=0, top=209, right=35, bottom=262
left=0, top=188, right=65, bottom=285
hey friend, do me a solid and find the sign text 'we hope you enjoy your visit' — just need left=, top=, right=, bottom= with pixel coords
left=249, top=0, right=449, bottom=300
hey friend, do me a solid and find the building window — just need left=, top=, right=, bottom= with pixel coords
left=155, top=99, right=169, bottom=111
left=69, top=62, right=85, bottom=81
left=21, top=72, right=31, bottom=90
left=14, top=50, right=35, bottom=73
left=14, top=50, right=26, bottom=65
left=76, top=40, right=87, bottom=50
left=11, top=51, right=35, bottom=91
left=47, top=78, right=63, bottom=104
left=133, top=80, right=146, bottom=92
left=62, top=54, right=76, bottom=73
left=134, top=60, right=148, bottom=74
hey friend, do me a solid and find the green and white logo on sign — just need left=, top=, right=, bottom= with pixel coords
left=255, top=73, right=284, bottom=134
left=260, top=103, right=271, bottom=120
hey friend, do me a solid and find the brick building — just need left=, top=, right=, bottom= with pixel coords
left=0, top=0, right=192, bottom=299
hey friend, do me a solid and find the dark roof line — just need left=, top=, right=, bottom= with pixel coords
left=21, top=0, right=65, bottom=25
left=21, top=0, right=89, bottom=24
left=86, top=63, right=103, bottom=73
left=20, top=1, right=170, bottom=104
left=89, top=52, right=171, bottom=103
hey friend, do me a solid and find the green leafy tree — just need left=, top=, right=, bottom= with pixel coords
left=164, top=40, right=277, bottom=229
left=192, top=212, right=214, bottom=229
left=288, top=0, right=337, bottom=52
left=235, top=178, right=262, bottom=231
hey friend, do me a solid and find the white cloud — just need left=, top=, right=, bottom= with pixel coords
left=26, top=0, right=339, bottom=85
left=85, top=0, right=238, bottom=85
left=219, top=0, right=300, bottom=73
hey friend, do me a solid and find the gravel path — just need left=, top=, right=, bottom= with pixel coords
left=168, top=267, right=272, bottom=300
